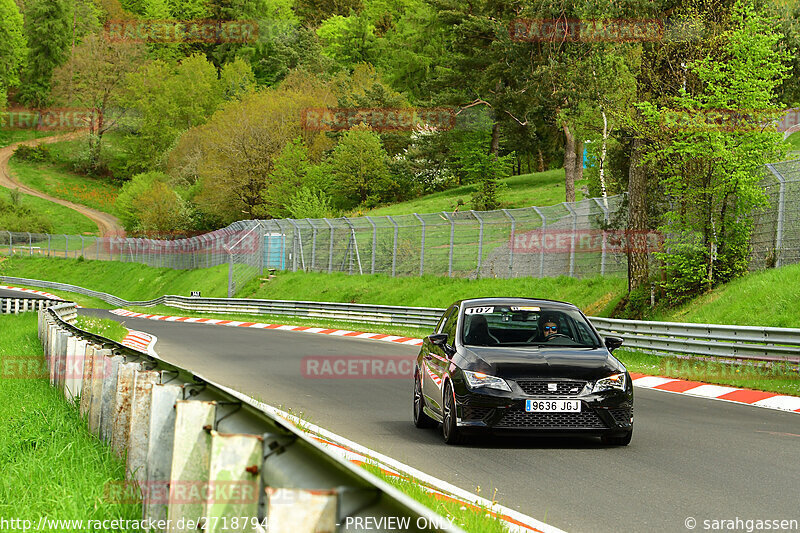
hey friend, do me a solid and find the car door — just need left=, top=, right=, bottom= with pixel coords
left=423, top=306, right=455, bottom=413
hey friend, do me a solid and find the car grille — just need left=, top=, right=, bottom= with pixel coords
left=515, top=380, right=587, bottom=396
left=609, top=407, right=633, bottom=425
left=461, top=406, right=493, bottom=421
left=495, top=409, right=606, bottom=429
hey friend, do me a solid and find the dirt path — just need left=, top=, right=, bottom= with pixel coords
left=0, top=132, right=125, bottom=237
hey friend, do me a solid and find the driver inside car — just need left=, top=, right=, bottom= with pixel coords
left=542, top=320, right=559, bottom=339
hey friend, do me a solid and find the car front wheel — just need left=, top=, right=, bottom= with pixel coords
left=442, top=382, right=465, bottom=445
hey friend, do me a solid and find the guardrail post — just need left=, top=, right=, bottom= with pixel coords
left=127, top=369, right=160, bottom=483
left=143, top=382, right=182, bottom=524
left=99, top=354, right=124, bottom=443
left=166, top=400, right=216, bottom=530
left=387, top=216, right=398, bottom=277
left=502, top=209, right=516, bottom=277
left=365, top=216, right=377, bottom=274
left=111, top=361, right=142, bottom=457
left=413, top=213, right=425, bottom=276
left=766, top=163, right=786, bottom=267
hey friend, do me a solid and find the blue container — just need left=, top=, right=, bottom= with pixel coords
left=264, top=233, right=286, bottom=269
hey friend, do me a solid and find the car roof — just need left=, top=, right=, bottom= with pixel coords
left=451, top=297, right=580, bottom=311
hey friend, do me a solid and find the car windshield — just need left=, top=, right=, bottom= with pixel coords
left=460, top=305, right=599, bottom=348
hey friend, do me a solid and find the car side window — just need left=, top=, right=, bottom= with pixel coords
left=441, top=306, right=459, bottom=344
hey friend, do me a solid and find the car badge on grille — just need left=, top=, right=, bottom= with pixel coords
left=570, top=387, right=579, bottom=393
left=547, top=383, right=558, bottom=391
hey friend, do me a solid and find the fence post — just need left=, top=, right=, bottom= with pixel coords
left=532, top=207, right=546, bottom=278
left=226, top=246, right=234, bottom=297
left=80, top=235, right=85, bottom=258
left=27, top=232, right=32, bottom=256
left=365, top=216, right=377, bottom=274
left=441, top=211, right=455, bottom=277
left=287, top=219, right=303, bottom=271
left=5, top=231, right=10, bottom=256
left=501, top=209, right=515, bottom=277
left=323, top=218, right=334, bottom=273
left=563, top=203, right=578, bottom=277
left=471, top=211, right=483, bottom=278
left=766, top=163, right=787, bottom=267
left=64, top=235, right=69, bottom=259
left=387, top=216, right=398, bottom=277
left=592, top=197, right=610, bottom=276
left=307, top=219, right=318, bottom=271
left=48, top=234, right=51, bottom=257
left=413, top=213, right=425, bottom=276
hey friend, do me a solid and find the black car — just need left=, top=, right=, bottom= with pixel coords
left=413, top=298, right=633, bottom=445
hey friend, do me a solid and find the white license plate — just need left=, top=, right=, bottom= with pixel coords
left=525, top=400, right=581, bottom=412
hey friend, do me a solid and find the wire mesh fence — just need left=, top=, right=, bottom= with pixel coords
left=751, top=160, right=800, bottom=270
left=2, top=159, right=799, bottom=294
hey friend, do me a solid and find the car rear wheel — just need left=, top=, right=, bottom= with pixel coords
left=601, top=429, right=633, bottom=446
left=442, top=382, right=465, bottom=445
left=413, top=373, right=436, bottom=429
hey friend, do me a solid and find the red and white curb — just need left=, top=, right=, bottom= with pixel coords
left=110, top=309, right=424, bottom=346
left=630, top=373, right=800, bottom=414
left=121, top=329, right=158, bottom=357
left=111, top=308, right=799, bottom=415
left=210, top=381, right=564, bottom=533
left=0, top=284, right=65, bottom=301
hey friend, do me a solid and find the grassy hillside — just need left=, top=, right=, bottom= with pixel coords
left=658, top=263, right=800, bottom=328
left=0, top=256, right=626, bottom=316
left=362, top=169, right=589, bottom=216
left=9, top=158, right=120, bottom=216
left=0, top=187, right=97, bottom=235
left=0, top=257, right=232, bottom=300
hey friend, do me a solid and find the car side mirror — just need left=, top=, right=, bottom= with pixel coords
left=604, top=336, right=624, bottom=352
left=428, top=333, right=449, bottom=347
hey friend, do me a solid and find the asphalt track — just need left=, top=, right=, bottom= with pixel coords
left=0, top=288, right=53, bottom=299
left=81, top=308, right=800, bottom=533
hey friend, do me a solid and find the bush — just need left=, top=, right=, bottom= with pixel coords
left=13, top=144, right=50, bottom=162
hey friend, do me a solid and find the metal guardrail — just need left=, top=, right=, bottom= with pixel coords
left=38, top=302, right=463, bottom=532
left=8, top=275, right=800, bottom=363
left=0, top=296, right=60, bottom=314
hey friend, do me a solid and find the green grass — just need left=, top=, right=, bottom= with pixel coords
left=9, top=158, right=120, bottom=216
left=784, top=131, right=800, bottom=157
left=73, top=315, right=128, bottom=343
left=616, top=349, right=799, bottom=396
left=362, top=169, right=588, bottom=217
left=244, top=271, right=625, bottom=317
left=0, top=313, right=141, bottom=527
left=0, top=129, right=50, bottom=147
left=361, top=463, right=510, bottom=533
left=0, top=186, right=98, bottom=235
left=0, top=257, right=232, bottom=301
left=655, top=262, right=800, bottom=328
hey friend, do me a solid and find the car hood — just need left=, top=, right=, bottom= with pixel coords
left=461, top=346, right=624, bottom=381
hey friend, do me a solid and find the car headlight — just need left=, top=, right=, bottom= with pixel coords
left=592, top=373, right=627, bottom=393
left=462, top=370, right=511, bottom=392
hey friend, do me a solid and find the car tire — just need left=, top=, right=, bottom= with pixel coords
left=601, top=429, right=633, bottom=446
left=442, top=382, right=465, bottom=445
left=413, top=373, right=437, bottom=429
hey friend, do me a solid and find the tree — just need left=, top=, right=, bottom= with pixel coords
left=328, top=125, right=396, bottom=208
left=121, top=54, right=222, bottom=173
left=52, top=33, right=145, bottom=170
left=173, top=72, right=336, bottom=223
left=295, top=0, right=363, bottom=25
left=0, top=0, right=26, bottom=108
left=19, top=0, right=72, bottom=107
left=641, top=0, right=789, bottom=301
